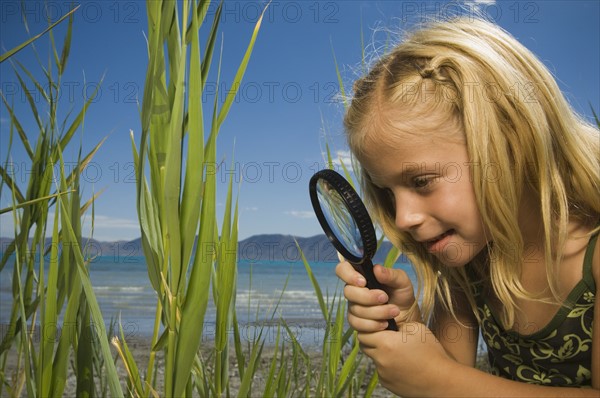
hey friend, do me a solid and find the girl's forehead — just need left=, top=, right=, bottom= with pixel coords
left=359, top=104, right=464, bottom=155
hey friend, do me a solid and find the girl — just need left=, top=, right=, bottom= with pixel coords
left=336, top=17, right=599, bottom=396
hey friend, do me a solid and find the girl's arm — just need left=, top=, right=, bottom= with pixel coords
left=358, top=240, right=600, bottom=397
left=429, top=290, right=479, bottom=368
left=591, top=236, right=600, bottom=389
left=359, top=322, right=600, bottom=397
left=422, top=358, right=600, bottom=397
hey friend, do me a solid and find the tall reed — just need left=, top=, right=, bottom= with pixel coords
left=0, top=6, right=123, bottom=397
left=121, top=2, right=397, bottom=394
left=1, top=3, right=403, bottom=396
left=291, top=141, right=401, bottom=397
left=122, top=1, right=266, bottom=396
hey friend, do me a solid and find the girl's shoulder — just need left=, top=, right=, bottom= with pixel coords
left=589, top=226, right=600, bottom=291
left=562, top=221, right=599, bottom=290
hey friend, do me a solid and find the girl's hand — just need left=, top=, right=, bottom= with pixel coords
left=335, top=261, right=421, bottom=332
left=358, top=322, right=453, bottom=396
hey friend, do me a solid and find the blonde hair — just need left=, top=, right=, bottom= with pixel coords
left=344, top=17, right=600, bottom=329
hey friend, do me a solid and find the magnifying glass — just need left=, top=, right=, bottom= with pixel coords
left=309, top=169, right=398, bottom=331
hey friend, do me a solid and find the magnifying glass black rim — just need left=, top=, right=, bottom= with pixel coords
left=309, top=169, right=377, bottom=264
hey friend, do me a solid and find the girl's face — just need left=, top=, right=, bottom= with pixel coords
left=359, top=113, right=489, bottom=267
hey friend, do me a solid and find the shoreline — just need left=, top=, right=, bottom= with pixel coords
left=2, top=332, right=490, bottom=397
left=1, top=335, right=394, bottom=397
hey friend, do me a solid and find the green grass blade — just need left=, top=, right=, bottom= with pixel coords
left=13, top=248, right=36, bottom=397
left=76, top=303, right=95, bottom=397
left=46, top=153, right=78, bottom=395
left=296, top=240, right=328, bottom=319
left=38, top=205, right=60, bottom=397
left=236, top=335, right=265, bottom=397
left=275, top=344, right=291, bottom=397
left=48, top=26, right=61, bottom=79
left=383, top=244, right=401, bottom=268
left=65, top=136, right=107, bottom=187
left=213, top=155, right=239, bottom=396
left=58, top=9, right=74, bottom=75
left=0, top=5, right=80, bottom=63
left=339, top=155, right=355, bottom=190
left=0, top=110, right=15, bottom=200
left=112, top=321, right=145, bottom=396
left=58, top=74, right=104, bottom=151
left=280, top=319, right=310, bottom=362
left=330, top=39, right=348, bottom=109
left=0, top=191, right=71, bottom=215
left=200, top=1, right=221, bottom=88
left=0, top=91, right=34, bottom=159
left=262, top=325, right=282, bottom=397
left=335, top=336, right=361, bottom=397
left=12, top=68, right=43, bottom=130
left=174, top=120, right=218, bottom=398
left=184, top=0, right=212, bottom=44
left=590, top=103, right=600, bottom=128
left=327, top=298, right=346, bottom=394
left=51, top=271, right=82, bottom=396
left=215, top=3, right=267, bottom=129
left=54, top=148, right=123, bottom=396
left=232, top=309, right=246, bottom=381
left=180, top=0, right=205, bottom=277
left=162, top=10, right=186, bottom=296
left=364, top=371, right=379, bottom=397
left=130, top=131, right=162, bottom=292
left=15, top=60, right=50, bottom=103
left=68, top=168, right=95, bottom=398
left=58, top=198, right=124, bottom=397
left=325, top=141, right=335, bottom=171
left=0, top=240, right=16, bottom=275
left=0, top=165, right=26, bottom=204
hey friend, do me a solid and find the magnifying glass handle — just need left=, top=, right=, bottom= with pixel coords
left=353, top=258, right=399, bottom=331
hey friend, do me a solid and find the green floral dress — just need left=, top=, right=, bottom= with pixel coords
left=477, top=231, right=597, bottom=387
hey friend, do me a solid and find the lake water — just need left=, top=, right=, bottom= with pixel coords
left=0, top=256, right=416, bottom=346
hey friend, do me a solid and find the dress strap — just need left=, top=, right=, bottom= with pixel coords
left=582, top=229, right=599, bottom=291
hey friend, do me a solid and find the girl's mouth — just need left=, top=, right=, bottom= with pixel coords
left=425, top=229, right=455, bottom=252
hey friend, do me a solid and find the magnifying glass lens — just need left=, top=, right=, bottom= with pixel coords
left=315, top=179, right=364, bottom=258
left=309, top=169, right=398, bottom=332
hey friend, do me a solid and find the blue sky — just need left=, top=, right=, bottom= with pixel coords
left=1, top=0, right=599, bottom=241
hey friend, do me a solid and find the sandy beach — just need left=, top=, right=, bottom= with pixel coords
left=2, top=335, right=404, bottom=397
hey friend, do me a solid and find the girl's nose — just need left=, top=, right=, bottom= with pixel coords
left=394, top=193, right=425, bottom=232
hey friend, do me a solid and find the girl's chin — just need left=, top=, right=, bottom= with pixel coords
left=431, top=238, right=485, bottom=267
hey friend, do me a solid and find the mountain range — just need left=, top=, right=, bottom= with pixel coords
left=0, top=234, right=402, bottom=264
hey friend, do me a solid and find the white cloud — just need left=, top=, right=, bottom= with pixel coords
left=0, top=213, right=140, bottom=241
left=463, top=0, right=497, bottom=12
left=285, top=210, right=314, bottom=219
left=321, top=149, right=356, bottom=173
left=332, top=150, right=353, bottom=169
left=87, top=214, right=140, bottom=230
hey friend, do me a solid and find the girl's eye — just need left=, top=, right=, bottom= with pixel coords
left=413, top=176, right=432, bottom=189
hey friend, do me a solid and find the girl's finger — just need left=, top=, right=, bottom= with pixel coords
left=336, top=260, right=367, bottom=287
left=348, top=302, right=400, bottom=321
left=347, top=312, right=391, bottom=333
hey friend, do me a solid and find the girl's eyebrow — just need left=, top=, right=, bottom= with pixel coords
left=370, top=163, right=424, bottom=187
left=399, top=163, right=423, bottom=176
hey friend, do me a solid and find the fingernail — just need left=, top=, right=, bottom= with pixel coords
left=390, top=307, right=400, bottom=317
left=357, top=276, right=366, bottom=286
left=377, top=294, right=387, bottom=303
